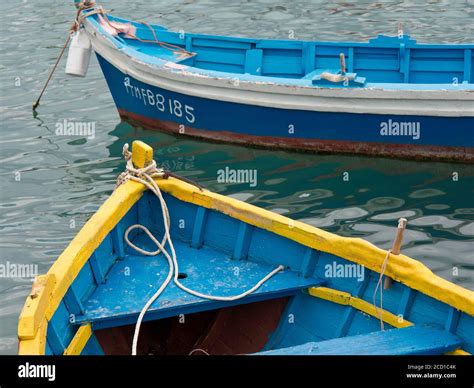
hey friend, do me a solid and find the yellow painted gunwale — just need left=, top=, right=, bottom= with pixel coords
left=17, top=141, right=474, bottom=354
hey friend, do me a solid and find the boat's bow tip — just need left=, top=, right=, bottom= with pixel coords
left=131, top=140, right=153, bottom=168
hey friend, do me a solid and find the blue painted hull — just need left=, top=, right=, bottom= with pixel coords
left=97, top=54, right=474, bottom=161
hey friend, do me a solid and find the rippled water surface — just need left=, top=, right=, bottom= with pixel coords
left=1, top=0, right=473, bottom=354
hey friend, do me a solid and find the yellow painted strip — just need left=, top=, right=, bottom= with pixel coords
left=18, top=274, right=55, bottom=339
left=308, top=286, right=413, bottom=328
left=307, top=286, right=352, bottom=306
left=63, top=324, right=92, bottom=355
left=17, top=141, right=474, bottom=354
left=18, top=317, right=48, bottom=355
left=447, top=349, right=471, bottom=356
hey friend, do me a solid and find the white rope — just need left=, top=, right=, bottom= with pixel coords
left=372, top=249, right=391, bottom=331
left=116, top=144, right=285, bottom=355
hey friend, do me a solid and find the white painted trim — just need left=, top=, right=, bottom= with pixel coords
left=85, top=23, right=474, bottom=117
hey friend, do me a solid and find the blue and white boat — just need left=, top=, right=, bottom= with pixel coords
left=68, top=3, right=473, bottom=161
left=18, top=141, right=474, bottom=355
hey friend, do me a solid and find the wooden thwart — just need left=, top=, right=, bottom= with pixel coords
left=257, top=326, right=462, bottom=355
left=74, top=237, right=323, bottom=330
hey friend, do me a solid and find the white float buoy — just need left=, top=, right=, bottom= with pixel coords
left=65, top=29, right=92, bottom=77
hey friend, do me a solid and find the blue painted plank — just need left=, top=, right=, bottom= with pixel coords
left=191, top=207, right=207, bottom=248
left=445, top=307, right=461, bottom=333
left=257, top=326, right=462, bottom=355
left=232, top=222, right=253, bottom=260
left=75, top=234, right=322, bottom=329
left=248, top=227, right=309, bottom=272
left=81, top=334, right=104, bottom=355
left=89, top=252, right=105, bottom=284
left=110, top=223, right=125, bottom=259
left=335, top=274, right=371, bottom=337
left=455, top=313, right=474, bottom=354
left=303, top=43, right=315, bottom=74
left=245, top=49, right=263, bottom=75
left=70, top=261, right=97, bottom=304
left=46, top=320, right=65, bottom=355
left=464, top=49, right=472, bottom=82
left=202, top=210, right=240, bottom=252
left=397, top=286, right=416, bottom=320
left=47, top=301, right=76, bottom=355
left=299, top=248, right=319, bottom=278
left=63, top=283, right=85, bottom=315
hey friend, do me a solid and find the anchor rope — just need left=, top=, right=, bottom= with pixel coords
left=116, top=144, right=284, bottom=355
left=32, top=1, right=99, bottom=110
left=34, top=1, right=192, bottom=110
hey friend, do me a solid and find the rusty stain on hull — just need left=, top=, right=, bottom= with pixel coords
left=118, top=109, right=474, bottom=163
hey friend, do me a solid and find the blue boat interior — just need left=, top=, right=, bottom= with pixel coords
left=89, top=13, right=474, bottom=87
left=46, top=190, right=474, bottom=355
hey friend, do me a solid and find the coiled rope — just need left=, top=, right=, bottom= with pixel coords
left=116, top=144, right=284, bottom=355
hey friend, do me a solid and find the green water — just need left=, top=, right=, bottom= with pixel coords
left=1, top=0, right=473, bottom=354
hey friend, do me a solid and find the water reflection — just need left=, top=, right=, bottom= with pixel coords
left=1, top=0, right=473, bottom=355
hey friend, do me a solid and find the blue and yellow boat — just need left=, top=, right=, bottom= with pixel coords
left=18, top=141, right=473, bottom=355
left=67, top=1, right=474, bottom=161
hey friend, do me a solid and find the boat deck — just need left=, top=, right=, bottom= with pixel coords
left=75, top=233, right=323, bottom=330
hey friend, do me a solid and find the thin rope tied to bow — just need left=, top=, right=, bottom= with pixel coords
left=32, top=1, right=106, bottom=110
left=116, top=144, right=285, bottom=355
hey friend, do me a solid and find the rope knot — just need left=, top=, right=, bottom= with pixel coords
left=115, top=144, right=165, bottom=189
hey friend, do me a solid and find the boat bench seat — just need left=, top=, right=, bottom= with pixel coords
left=256, top=326, right=463, bottom=355
left=74, top=234, right=323, bottom=330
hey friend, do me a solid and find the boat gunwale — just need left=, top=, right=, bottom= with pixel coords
left=85, top=21, right=474, bottom=121
left=83, top=12, right=474, bottom=98
left=104, top=14, right=474, bottom=50
left=17, top=143, right=474, bottom=355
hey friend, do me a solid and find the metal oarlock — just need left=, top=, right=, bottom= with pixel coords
left=384, top=218, right=408, bottom=289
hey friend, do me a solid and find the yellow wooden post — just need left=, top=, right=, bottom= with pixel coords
left=384, top=218, right=408, bottom=289
left=131, top=140, right=153, bottom=169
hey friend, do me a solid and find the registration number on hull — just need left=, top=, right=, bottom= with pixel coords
left=123, top=77, right=196, bottom=124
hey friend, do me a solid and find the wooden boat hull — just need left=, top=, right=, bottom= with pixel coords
left=81, top=13, right=474, bottom=162
left=18, top=141, right=474, bottom=355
